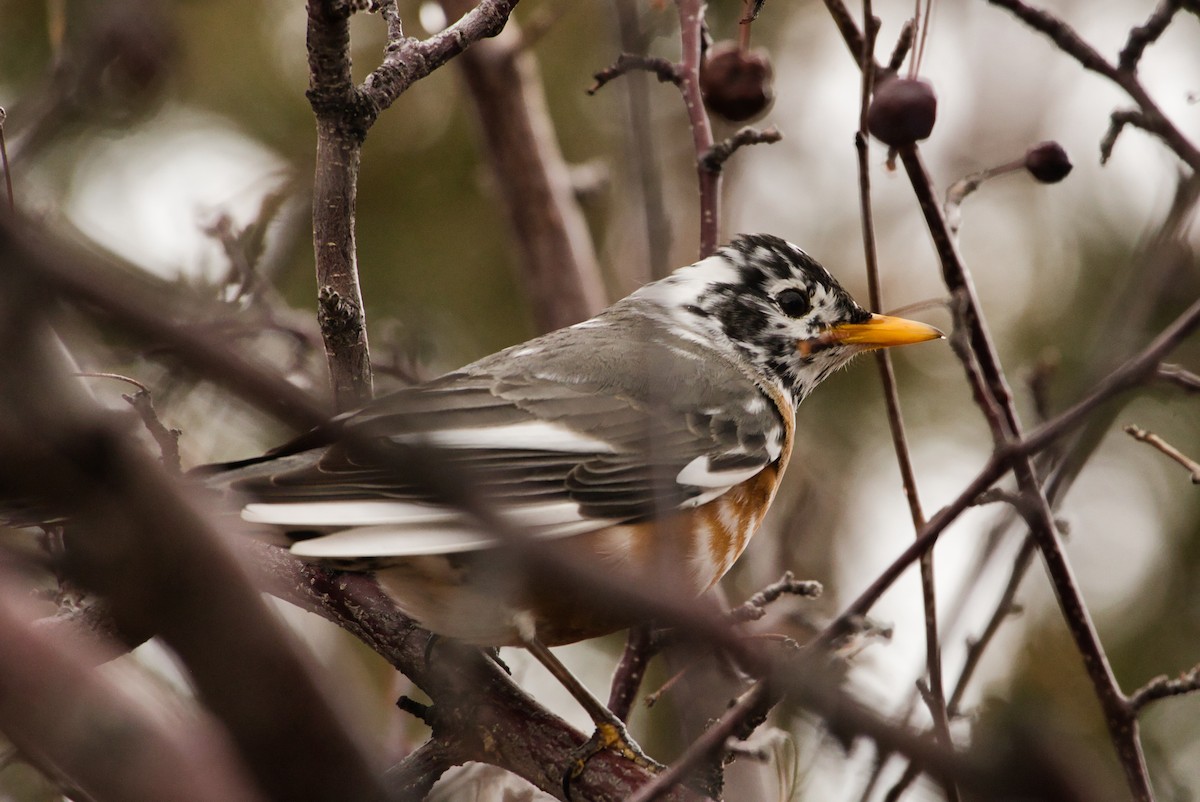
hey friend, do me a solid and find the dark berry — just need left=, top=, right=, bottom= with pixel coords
left=700, top=41, right=774, bottom=122
left=867, top=74, right=937, bottom=147
left=1024, top=141, right=1073, bottom=183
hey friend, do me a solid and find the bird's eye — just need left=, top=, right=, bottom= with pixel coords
left=775, top=288, right=811, bottom=318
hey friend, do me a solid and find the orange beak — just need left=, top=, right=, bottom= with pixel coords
left=800, top=313, right=943, bottom=356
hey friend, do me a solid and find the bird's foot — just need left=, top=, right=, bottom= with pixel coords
left=563, top=716, right=662, bottom=798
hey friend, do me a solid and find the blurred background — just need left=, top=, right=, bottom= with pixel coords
left=1, top=0, right=1198, bottom=800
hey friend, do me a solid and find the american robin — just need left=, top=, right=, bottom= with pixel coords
left=222, top=233, right=941, bottom=776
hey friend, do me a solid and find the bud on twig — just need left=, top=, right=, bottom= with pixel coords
left=1024, top=141, right=1073, bottom=183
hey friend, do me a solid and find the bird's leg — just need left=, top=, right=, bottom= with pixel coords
left=522, top=636, right=663, bottom=795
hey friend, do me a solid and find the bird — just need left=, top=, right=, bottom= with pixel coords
left=218, top=233, right=941, bottom=777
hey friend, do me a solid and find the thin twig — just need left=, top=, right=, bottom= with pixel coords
left=1124, top=424, right=1200, bottom=483
left=677, top=0, right=721, bottom=257
left=0, top=107, right=13, bottom=213
left=854, top=5, right=956, bottom=795
left=943, top=157, right=1026, bottom=235
left=628, top=684, right=771, bottom=802
left=729, top=571, right=822, bottom=623
left=123, top=391, right=183, bottom=475
left=589, top=53, right=683, bottom=94
left=1119, top=0, right=1178, bottom=72
left=1129, top=665, right=1200, bottom=712
left=699, top=125, right=782, bottom=172
left=1100, top=109, right=1151, bottom=164
left=947, top=537, right=1035, bottom=718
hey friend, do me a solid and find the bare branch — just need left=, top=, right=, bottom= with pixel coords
left=362, top=0, right=520, bottom=115
left=1129, top=665, right=1200, bottom=711
left=984, top=0, right=1200, bottom=170
left=700, top=125, right=783, bottom=172
left=608, top=624, right=657, bottom=722
left=306, top=0, right=521, bottom=409
left=589, top=53, right=683, bottom=94
left=729, top=571, right=822, bottom=623
left=678, top=0, right=721, bottom=257
left=1119, top=1, right=1178, bottom=72
left=1099, top=109, right=1152, bottom=164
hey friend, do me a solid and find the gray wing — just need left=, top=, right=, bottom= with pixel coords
left=234, top=306, right=788, bottom=557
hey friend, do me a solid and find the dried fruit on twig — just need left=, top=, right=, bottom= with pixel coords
left=867, top=73, right=937, bottom=147
left=700, top=41, right=774, bottom=122
left=1024, top=141, right=1073, bottom=183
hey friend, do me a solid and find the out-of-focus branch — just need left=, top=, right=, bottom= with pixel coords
left=305, top=0, right=520, bottom=409
left=1158, top=363, right=1200, bottom=392
left=0, top=586, right=263, bottom=802
left=0, top=245, right=387, bottom=802
left=441, top=2, right=607, bottom=332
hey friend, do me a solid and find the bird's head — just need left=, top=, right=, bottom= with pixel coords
left=641, top=233, right=942, bottom=404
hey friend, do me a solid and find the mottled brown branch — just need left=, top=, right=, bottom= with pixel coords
left=245, top=543, right=708, bottom=802
left=383, top=738, right=457, bottom=801
left=1124, top=424, right=1200, bottom=483
left=306, top=0, right=520, bottom=409
left=362, top=0, right=519, bottom=115
left=306, top=0, right=371, bottom=410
